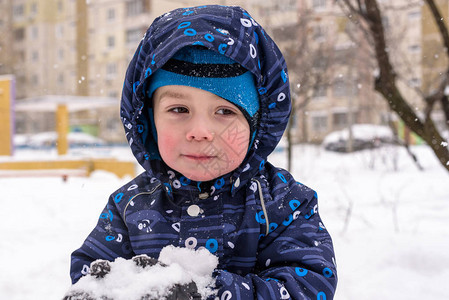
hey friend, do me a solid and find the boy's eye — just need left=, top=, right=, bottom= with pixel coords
left=170, top=107, right=189, bottom=113
left=216, top=108, right=236, bottom=115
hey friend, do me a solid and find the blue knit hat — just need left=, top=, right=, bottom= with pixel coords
left=147, top=46, right=260, bottom=126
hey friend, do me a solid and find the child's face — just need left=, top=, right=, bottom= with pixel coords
left=153, top=85, right=250, bottom=182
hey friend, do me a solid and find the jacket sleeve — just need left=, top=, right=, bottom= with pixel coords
left=70, top=192, right=135, bottom=284
left=214, top=179, right=337, bottom=299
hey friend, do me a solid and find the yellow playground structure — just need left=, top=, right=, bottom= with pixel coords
left=0, top=75, right=135, bottom=179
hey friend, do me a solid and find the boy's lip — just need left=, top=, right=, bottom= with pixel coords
left=182, top=154, right=216, bottom=161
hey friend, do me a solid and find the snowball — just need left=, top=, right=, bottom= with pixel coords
left=66, top=246, right=218, bottom=300
left=159, top=245, right=218, bottom=278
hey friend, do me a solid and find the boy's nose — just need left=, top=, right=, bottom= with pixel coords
left=186, top=118, right=214, bottom=141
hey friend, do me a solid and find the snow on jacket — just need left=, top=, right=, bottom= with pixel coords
left=70, top=5, right=337, bottom=299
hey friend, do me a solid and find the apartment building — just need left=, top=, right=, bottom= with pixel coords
left=0, top=0, right=13, bottom=75
left=287, top=0, right=381, bottom=142
left=421, top=0, right=448, bottom=134
left=85, top=0, right=151, bottom=98
left=422, top=0, right=448, bottom=93
left=3, top=0, right=445, bottom=144
left=85, top=0, right=251, bottom=98
left=1, top=0, right=299, bottom=99
left=3, top=0, right=78, bottom=99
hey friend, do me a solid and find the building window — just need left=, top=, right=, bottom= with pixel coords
left=408, top=44, right=421, bottom=53
left=16, top=51, right=25, bottom=61
left=313, top=25, right=326, bottom=42
left=273, top=0, right=296, bottom=11
left=126, top=0, right=144, bottom=16
left=108, top=91, right=119, bottom=98
left=408, top=11, right=421, bottom=20
left=314, top=56, right=328, bottom=70
left=313, top=0, right=326, bottom=9
left=312, top=115, right=328, bottom=132
left=58, top=73, right=64, bottom=84
left=333, top=79, right=357, bottom=97
left=55, top=24, right=64, bottom=38
left=126, top=28, right=143, bottom=44
left=58, top=48, right=64, bottom=60
left=107, top=8, right=115, bottom=21
left=57, top=1, right=63, bottom=13
left=30, top=2, right=38, bottom=15
left=409, top=78, right=421, bottom=87
left=106, top=63, right=117, bottom=79
left=31, top=51, right=39, bottom=62
left=382, top=16, right=389, bottom=29
left=14, top=28, right=25, bottom=41
left=107, top=117, right=120, bottom=131
left=333, top=112, right=347, bottom=128
left=31, top=74, right=39, bottom=85
left=333, top=79, right=346, bottom=97
left=313, top=84, right=327, bottom=99
left=13, top=4, right=24, bottom=19
left=31, top=26, right=38, bottom=39
left=107, top=36, right=115, bottom=48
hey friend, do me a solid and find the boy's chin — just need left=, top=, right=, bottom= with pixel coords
left=175, top=167, right=224, bottom=182
left=182, top=172, right=219, bottom=182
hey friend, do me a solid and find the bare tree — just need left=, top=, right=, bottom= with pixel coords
left=338, top=0, right=449, bottom=173
left=273, top=8, right=336, bottom=171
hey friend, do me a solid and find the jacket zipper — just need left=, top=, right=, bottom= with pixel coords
left=253, top=179, right=270, bottom=236
left=123, top=183, right=161, bottom=222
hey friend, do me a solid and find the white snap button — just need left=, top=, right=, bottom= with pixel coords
left=198, top=192, right=208, bottom=199
left=187, top=204, right=201, bottom=217
left=185, top=237, right=197, bottom=249
left=234, top=177, right=240, bottom=188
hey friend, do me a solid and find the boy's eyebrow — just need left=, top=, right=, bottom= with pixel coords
left=157, top=90, right=191, bottom=101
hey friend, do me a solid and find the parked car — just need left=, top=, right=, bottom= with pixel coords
left=322, top=124, right=395, bottom=152
left=15, top=131, right=106, bottom=149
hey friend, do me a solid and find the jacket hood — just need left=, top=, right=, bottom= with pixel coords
left=120, top=5, right=291, bottom=194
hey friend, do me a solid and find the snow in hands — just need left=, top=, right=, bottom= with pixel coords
left=64, top=246, right=218, bottom=300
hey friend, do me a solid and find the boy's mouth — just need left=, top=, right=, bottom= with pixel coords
left=182, top=154, right=216, bottom=162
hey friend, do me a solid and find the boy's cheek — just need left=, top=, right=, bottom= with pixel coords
left=158, top=135, right=178, bottom=155
left=220, top=131, right=250, bottom=157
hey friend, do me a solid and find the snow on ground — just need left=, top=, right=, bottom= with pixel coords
left=269, top=144, right=449, bottom=299
left=1, top=144, right=448, bottom=299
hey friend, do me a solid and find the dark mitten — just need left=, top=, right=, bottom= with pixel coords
left=62, top=290, right=112, bottom=300
left=62, top=291, right=95, bottom=300
left=89, top=260, right=111, bottom=279
left=63, top=260, right=112, bottom=300
left=65, top=251, right=212, bottom=300
left=132, top=254, right=162, bottom=268
left=164, top=282, right=202, bottom=300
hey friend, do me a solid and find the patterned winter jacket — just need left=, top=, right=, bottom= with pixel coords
left=70, top=5, right=337, bottom=299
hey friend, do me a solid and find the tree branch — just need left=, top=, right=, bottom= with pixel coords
left=441, top=95, right=449, bottom=123
left=338, top=0, right=449, bottom=172
left=339, top=0, right=365, bottom=19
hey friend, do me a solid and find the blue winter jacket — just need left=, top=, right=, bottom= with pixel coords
left=70, top=5, right=337, bottom=299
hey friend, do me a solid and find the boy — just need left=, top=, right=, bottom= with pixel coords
left=70, top=5, right=337, bottom=299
